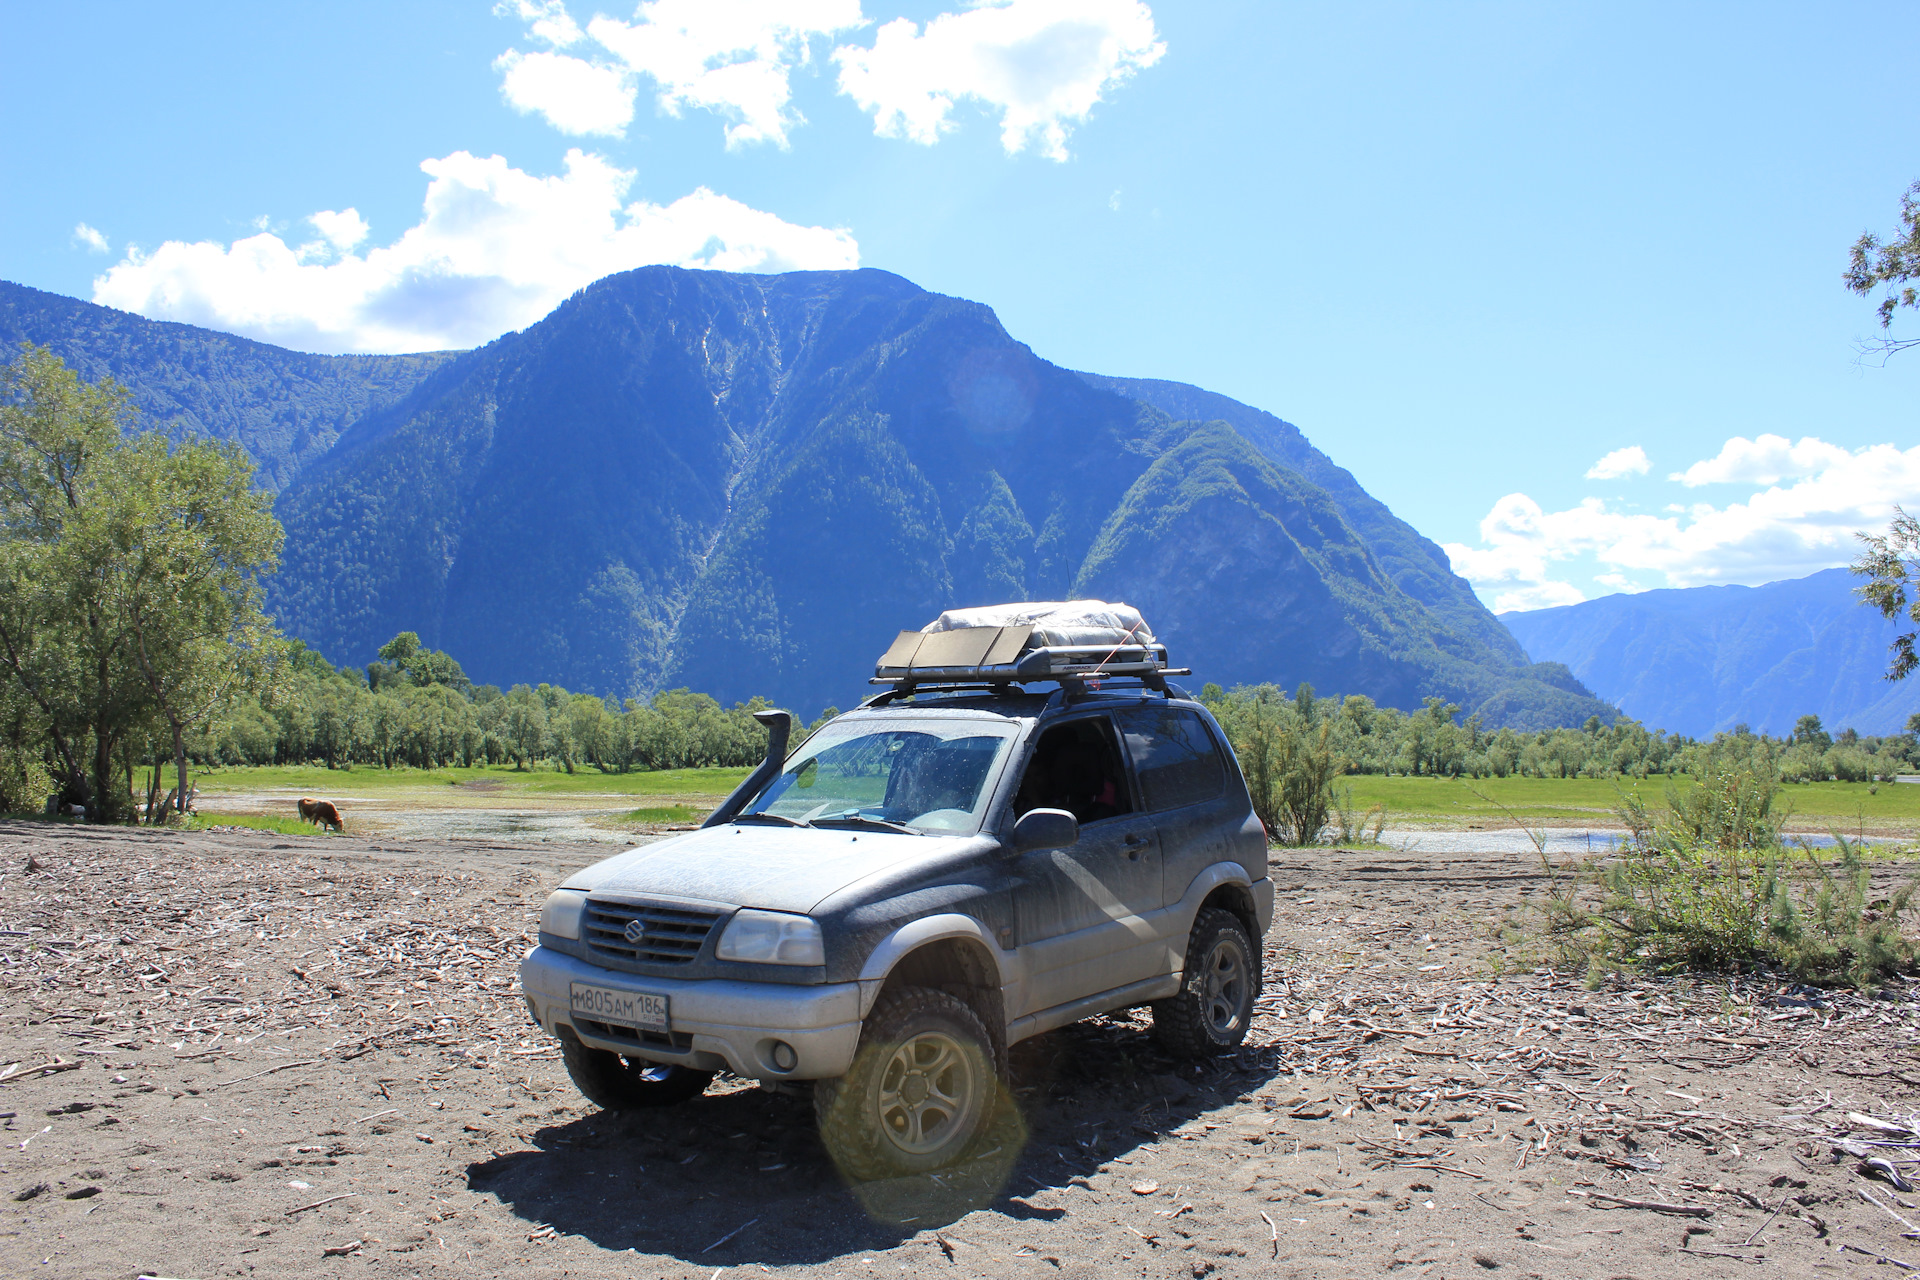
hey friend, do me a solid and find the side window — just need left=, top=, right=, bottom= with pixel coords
left=1115, top=706, right=1226, bottom=811
left=1013, top=716, right=1134, bottom=825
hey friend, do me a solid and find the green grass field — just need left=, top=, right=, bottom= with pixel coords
left=186, top=811, right=328, bottom=836
left=618, top=804, right=706, bottom=824
left=1333, top=774, right=1920, bottom=828
left=182, top=763, right=1920, bottom=832
left=192, top=762, right=752, bottom=801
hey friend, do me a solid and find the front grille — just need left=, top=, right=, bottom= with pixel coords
left=583, top=897, right=723, bottom=966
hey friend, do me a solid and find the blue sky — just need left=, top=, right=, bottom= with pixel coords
left=3, top=1, right=1917, bottom=612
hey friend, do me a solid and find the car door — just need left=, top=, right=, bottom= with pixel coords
left=1009, top=712, right=1166, bottom=1015
left=1111, top=702, right=1235, bottom=964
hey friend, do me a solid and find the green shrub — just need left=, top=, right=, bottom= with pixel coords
left=1547, top=768, right=1920, bottom=987
left=1229, top=693, right=1339, bottom=846
left=0, top=743, right=52, bottom=815
left=1329, top=786, right=1387, bottom=846
left=1661, top=766, right=1788, bottom=851
left=1560, top=836, right=1917, bottom=988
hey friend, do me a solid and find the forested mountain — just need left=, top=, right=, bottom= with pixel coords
left=1501, top=568, right=1920, bottom=736
left=0, top=281, right=453, bottom=490
left=2, top=267, right=1613, bottom=727
left=1076, top=372, right=1525, bottom=668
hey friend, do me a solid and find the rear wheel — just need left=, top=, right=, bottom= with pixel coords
left=815, top=987, right=995, bottom=1181
left=560, top=1031, right=713, bottom=1110
left=1152, top=907, right=1260, bottom=1058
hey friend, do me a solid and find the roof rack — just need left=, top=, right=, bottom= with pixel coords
left=870, top=621, right=1191, bottom=696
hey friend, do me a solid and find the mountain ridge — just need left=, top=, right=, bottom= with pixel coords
left=1501, top=567, right=1920, bottom=736
left=0, top=280, right=454, bottom=490
left=1, top=268, right=1614, bottom=728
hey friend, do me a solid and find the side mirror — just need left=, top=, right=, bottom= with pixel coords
left=1012, top=807, right=1079, bottom=854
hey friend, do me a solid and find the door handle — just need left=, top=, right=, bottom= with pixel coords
left=1124, top=832, right=1147, bottom=859
left=1124, top=833, right=1146, bottom=845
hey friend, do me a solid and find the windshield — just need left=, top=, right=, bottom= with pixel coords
left=743, top=718, right=1018, bottom=834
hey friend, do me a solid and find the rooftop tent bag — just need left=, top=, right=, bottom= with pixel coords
left=874, top=599, right=1179, bottom=687
left=921, top=600, right=1156, bottom=649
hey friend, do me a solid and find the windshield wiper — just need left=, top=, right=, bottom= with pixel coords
left=732, top=812, right=811, bottom=828
left=811, top=813, right=922, bottom=835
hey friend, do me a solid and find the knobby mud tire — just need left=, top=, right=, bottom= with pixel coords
left=561, top=1033, right=713, bottom=1110
left=814, top=986, right=996, bottom=1181
left=1151, top=907, right=1261, bottom=1058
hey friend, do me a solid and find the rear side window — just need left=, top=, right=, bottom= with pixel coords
left=1115, top=706, right=1226, bottom=811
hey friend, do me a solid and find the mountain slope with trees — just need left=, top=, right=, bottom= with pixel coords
left=262, top=266, right=1608, bottom=725
left=1501, top=568, right=1920, bottom=736
left=2, top=267, right=1613, bottom=728
left=0, top=281, right=453, bottom=491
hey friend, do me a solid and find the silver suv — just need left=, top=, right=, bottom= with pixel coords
left=520, top=621, right=1271, bottom=1180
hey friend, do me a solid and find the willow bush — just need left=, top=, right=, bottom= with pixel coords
left=1549, top=769, right=1918, bottom=987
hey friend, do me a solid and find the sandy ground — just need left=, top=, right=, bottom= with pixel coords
left=1, top=822, right=1917, bottom=1279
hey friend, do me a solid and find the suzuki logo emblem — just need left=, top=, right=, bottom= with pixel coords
left=623, top=919, right=648, bottom=944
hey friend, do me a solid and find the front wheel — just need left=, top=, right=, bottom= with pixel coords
left=814, top=987, right=995, bottom=1180
left=560, top=1032, right=713, bottom=1110
left=1152, top=907, right=1260, bottom=1058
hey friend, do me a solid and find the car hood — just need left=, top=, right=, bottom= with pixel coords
left=561, top=823, right=974, bottom=914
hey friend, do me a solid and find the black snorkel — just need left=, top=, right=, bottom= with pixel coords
left=702, top=708, right=793, bottom=828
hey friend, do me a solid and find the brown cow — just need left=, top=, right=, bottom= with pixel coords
left=297, top=797, right=344, bottom=832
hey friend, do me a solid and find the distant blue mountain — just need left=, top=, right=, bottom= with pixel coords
left=1500, top=568, right=1920, bottom=737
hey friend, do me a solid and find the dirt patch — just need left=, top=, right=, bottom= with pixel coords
left=0, top=823, right=1914, bottom=1277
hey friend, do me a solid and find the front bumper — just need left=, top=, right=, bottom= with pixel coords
left=518, top=945, right=863, bottom=1081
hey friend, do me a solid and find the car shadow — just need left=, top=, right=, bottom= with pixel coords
left=466, top=1011, right=1289, bottom=1266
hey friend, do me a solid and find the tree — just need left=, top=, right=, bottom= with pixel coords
left=0, top=345, right=145, bottom=814
left=1792, top=713, right=1832, bottom=750
left=371, top=631, right=469, bottom=692
left=0, top=346, right=282, bottom=819
left=1846, top=180, right=1920, bottom=361
left=86, top=433, right=282, bottom=815
left=1853, top=507, right=1920, bottom=680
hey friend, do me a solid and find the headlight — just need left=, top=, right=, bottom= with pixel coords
left=540, top=890, right=588, bottom=940
left=716, top=909, right=825, bottom=966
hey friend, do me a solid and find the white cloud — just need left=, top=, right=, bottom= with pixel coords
left=308, top=209, right=369, bottom=252
left=497, top=0, right=864, bottom=150
left=1585, top=445, right=1649, bottom=480
left=495, top=48, right=638, bottom=136
left=90, top=149, right=859, bottom=354
left=1446, top=434, right=1920, bottom=611
left=832, top=0, right=1164, bottom=160
left=593, top=0, right=863, bottom=148
left=72, top=223, right=109, bottom=254
left=497, top=0, right=585, bottom=48
left=1669, top=432, right=1854, bottom=487
left=1594, top=573, right=1646, bottom=592
left=494, top=1, right=1165, bottom=157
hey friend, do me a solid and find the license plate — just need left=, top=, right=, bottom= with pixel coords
left=569, top=982, right=669, bottom=1032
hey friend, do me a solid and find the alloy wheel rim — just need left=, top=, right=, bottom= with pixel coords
left=875, top=1031, right=975, bottom=1155
left=1202, top=938, right=1248, bottom=1035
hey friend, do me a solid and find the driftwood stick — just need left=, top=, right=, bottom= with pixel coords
left=700, top=1217, right=759, bottom=1254
left=0, top=1060, right=82, bottom=1085
left=1862, top=1187, right=1920, bottom=1234
left=1567, top=1189, right=1711, bottom=1217
left=203, top=1059, right=320, bottom=1090
left=1679, top=1245, right=1763, bottom=1263
left=1839, top=1242, right=1919, bottom=1272
left=1741, top=1193, right=1795, bottom=1246
left=286, top=1192, right=358, bottom=1216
